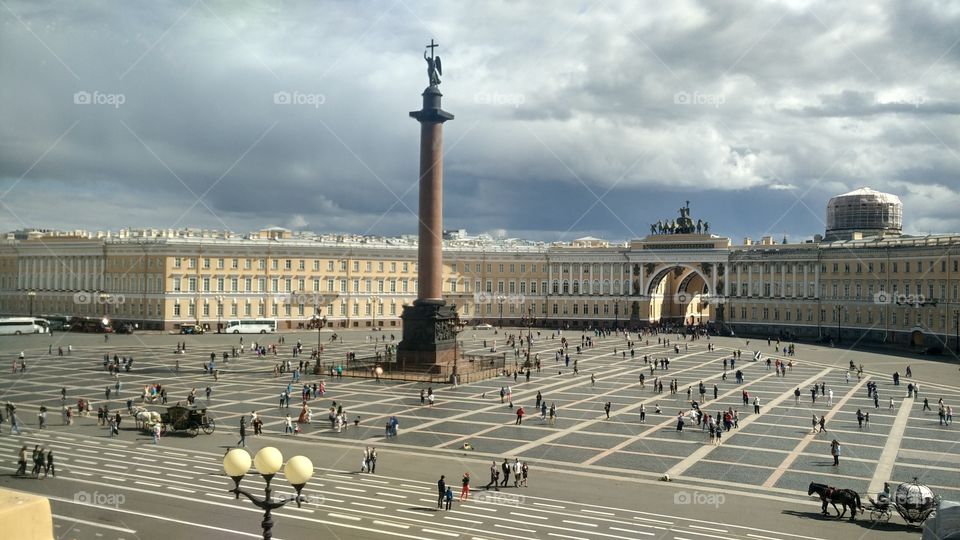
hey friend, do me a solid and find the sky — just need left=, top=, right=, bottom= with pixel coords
left=2, top=0, right=959, bottom=244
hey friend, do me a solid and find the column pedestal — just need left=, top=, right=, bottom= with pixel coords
left=397, top=299, right=458, bottom=372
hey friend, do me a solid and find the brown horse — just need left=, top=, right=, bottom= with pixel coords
left=809, top=482, right=862, bottom=520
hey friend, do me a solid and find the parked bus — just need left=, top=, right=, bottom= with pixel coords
left=223, top=319, right=277, bottom=334
left=68, top=317, right=113, bottom=333
left=0, top=317, right=50, bottom=335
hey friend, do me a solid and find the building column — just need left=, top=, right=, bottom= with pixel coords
left=638, top=262, right=645, bottom=297
left=627, top=263, right=633, bottom=296
left=578, top=263, right=583, bottom=295
left=589, top=265, right=594, bottom=295
left=780, top=262, right=786, bottom=298
left=711, top=263, right=717, bottom=295
left=747, top=265, right=753, bottom=297
left=620, top=264, right=625, bottom=295
left=803, top=265, right=809, bottom=298
left=548, top=264, right=553, bottom=294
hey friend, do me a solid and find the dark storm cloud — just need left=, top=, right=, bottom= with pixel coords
left=2, top=0, right=959, bottom=241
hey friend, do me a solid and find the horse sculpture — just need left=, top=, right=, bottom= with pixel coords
left=809, top=482, right=862, bottom=520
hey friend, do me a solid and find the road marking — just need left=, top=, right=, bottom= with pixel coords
left=377, top=491, right=407, bottom=498
left=52, top=515, right=137, bottom=533
left=563, top=520, right=597, bottom=527
left=494, top=523, right=536, bottom=533
left=690, top=524, right=726, bottom=532
left=533, top=502, right=565, bottom=509
left=328, top=512, right=362, bottom=521
left=549, top=533, right=588, bottom=540
left=582, top=509, right=614, bottom=516
left=763, top=376, right=870, bottom=487
left=664, top=366, right=833, bottom=478
left=334, top=485, right=367, bottom=493
left=747, top=534, right=785, bottom=540
left=869, top=395, right=915, bottom=494
left=351, top=502, right=385, bottom=509
left=168, top=487, right=195, bottom=493
left=423, top=528, right=460, bottom=537
left=610, top=526, right=654, bottom=537
left=509, top=511, right=547, bottom=520
left=70, top=471, right=92, bottom=476
left=375, top=520, right=410, bottom=529
left=444, top=515, right=482, bottom=524
left=101, top=476, right=125, bottom=482
left=134, top=481, right=160, bottom=487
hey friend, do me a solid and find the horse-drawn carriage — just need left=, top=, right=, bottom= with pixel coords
left=162, top=404, right=215, bottom=436
left=136, top=404, right=215, bottom=437
left=865, top=478, right=940, bottom=526
left=810, top=478, right=939, bottom=527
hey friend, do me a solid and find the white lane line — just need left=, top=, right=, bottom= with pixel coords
left=401, top=483, right=422, bottom=488
left=748, top=534, right=785, bottom=540
left=563, top=520, right=597, bottom=528
left=168, top=487, right=195, bottom=493
left=634, top=516, right=674, bottom=525
left=75, top=448, right=99, bottom=454
left=359, top=477, right=390, bottom=484
left=102, top=463, right=127, bottom=469
left=166, top=473, right=194, bottom=480
left=610, top=526, right=654, bottom=537
left=52, top=515, right=136, bottom=533
left=334, top=486, right=367, bottom=493
left=374, top=520, right=410, bottom=529
left=351, top=502, right=385, bottom=510
left=533, top=502, right=565, bottom=509
left=582, top=509, right=614, bottom=516
left=134, top=481, right=160, bottom=488
left=465, top=505, right=496, bottom=513
left=422, top=528, right=459, bottom=537
left=328, top=512, right=362, bottom=522
left=494, top=523, right=536, bottom=533
left=443, top=516, right=482, bottom=524
left=138, top=469, right=162, bottom=476
left=549, top=534, right=588, bottom=540
left=73, top=459, right=97, bottom=465
left=690, top=524, right=727, bottom=533
left=377, top=491, right=407, bottom=498
left=101, top=476, right=125, bottom=482
left=70, top=471, right=93, bottom=476
left=509, top=512, right=548, bottom=520
left=672, top=529, right=740, bottom=540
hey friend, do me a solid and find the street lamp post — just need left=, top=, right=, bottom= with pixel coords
left=216, top=295, right=223, bottom=333
left=954, top=309, right=959, bottom=354
left=371, top=295, right=378, bottom=329
left=614, top=299, right=619, bottom=330
left=27, top=290, right=36, bottom=317
left=836, top=305, right=845, bottom=344
left=497, top=294, right=505, bottom=329
left=223, top=447, right=314, bottom=540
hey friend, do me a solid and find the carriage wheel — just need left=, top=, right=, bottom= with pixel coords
left=160, top=423, right=168, bottom=436
left=870, top=509, right=890, bottom=523
left=202, top=417, right=216, bottom=434
left=187, top=424, right=200, bottom=437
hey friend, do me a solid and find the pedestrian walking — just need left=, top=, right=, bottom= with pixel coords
left=437, top=475, right=446, bottom=508
left=238, top=416, right=247, bottom=447
left=152, top=422, right=161, bottom=444
left=639, top=403, right=646, bottom=423
left=604, top=401, right=612, bottom=420
left=44, top=450, right=55, bottom=478
left=753, top=397, right=760, bottom=414
left=485, top=461, right=500, bottom=491
left=819, top=415, right=827, bottom=433
left=830, top=439, right=841, bottom=466
left=459, top=472, right=470, bottom=501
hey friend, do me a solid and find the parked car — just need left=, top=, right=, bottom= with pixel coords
left=114, top=323, right=136, bottom=334
left=473, top=323, right=493, bottom=330
left=179, top=324, right=204, bottom=335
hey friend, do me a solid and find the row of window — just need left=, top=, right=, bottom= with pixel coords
left=730, top=305, right=959, bottom=328
left=173, top=257, right=414, bottom=274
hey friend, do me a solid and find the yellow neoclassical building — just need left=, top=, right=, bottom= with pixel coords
left=0, top=188, right=958, bottom=351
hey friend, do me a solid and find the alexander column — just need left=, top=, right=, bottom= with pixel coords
left=398, top=39, right=459, bottom=371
